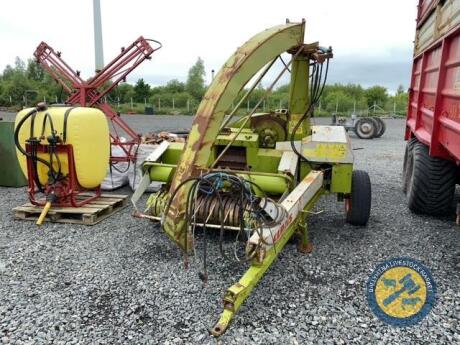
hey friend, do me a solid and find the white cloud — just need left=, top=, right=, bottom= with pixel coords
left=0, top=0, right=418, bottom=90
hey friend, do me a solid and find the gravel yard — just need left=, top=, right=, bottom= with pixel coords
left=0, top=114, right=459, bottom=344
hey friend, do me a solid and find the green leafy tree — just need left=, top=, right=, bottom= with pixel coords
left=173, top=92, right=192, bottom=108
left=365, top=85, right=388, bottom=107
left=343, top=83, right=365, bottom=101
left=125, top=88, right=136, bottom=104
left=4, top=74, right=32, bottom=104
left=0, top=58, right=39, bottom=105
left=275, top=84, right=290, bottom=93
left=386, top=87, right=408, bottom=114
left=112, top=83, right=134, bottom=103
left=26, top=59, right=44, bottom=81
left=165, top=79, right=185, bottom=93
left=0, top=54, right=413, bottom=116
left=2, top=65, right=15, bottom=80
left=14, top=57, right=26, bottom=72
left=186, top=57, right=206, bottom=100
left=247, top=85, right=266, bottom=108
left=133, top=78, right=150, bottom=102
left=42, top=73, right=64, bottom=102
left=150, top=85, right=165, bottom=98
left=324, top=90, right=354, bottom=113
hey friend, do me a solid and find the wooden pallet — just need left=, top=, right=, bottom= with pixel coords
left=13, top=194, right=128, bottom=225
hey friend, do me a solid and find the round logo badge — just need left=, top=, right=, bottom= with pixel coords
left=366, top=257, right=436, bottom=326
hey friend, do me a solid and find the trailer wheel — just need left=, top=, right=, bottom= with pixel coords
left=345, top=170, right=372, bottom=226
left=406, top=141, right=456, bottom=215
left=373, top=117, right=386, bottom=138
left=354, top=118, right=377, bottom=139
left=402, top=137, right=417, bottom=194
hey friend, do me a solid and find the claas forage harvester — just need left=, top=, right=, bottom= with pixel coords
left=132, top=20, right=372, bottom=336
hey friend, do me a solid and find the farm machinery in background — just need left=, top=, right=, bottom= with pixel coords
left=403, top=0, right=460, bottom=220
left=331, top=113, right=386, bottom=139
left=13, top=37, right=161, bottom=223
left=132, top=20, right=372, bottom=336
left=33, top=36, right=161, bottom=163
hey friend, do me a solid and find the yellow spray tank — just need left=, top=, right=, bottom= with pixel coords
left=15, top=105, right=110, bottom=224
left=15, top=106, right=110, bottom=189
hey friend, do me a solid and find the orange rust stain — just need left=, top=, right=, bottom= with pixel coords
left=303, top=176, right=314, bottom=183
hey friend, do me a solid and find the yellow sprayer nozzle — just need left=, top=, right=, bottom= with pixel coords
left=36, top=201, right=52, bottom=226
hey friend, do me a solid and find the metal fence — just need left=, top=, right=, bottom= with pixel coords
left=5, top=93, right=406, bottom=117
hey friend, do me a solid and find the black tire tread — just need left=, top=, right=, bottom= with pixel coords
left=402, top=137, right=418, bottom=194
left=346, top=170, right=372, bottom=226
left=407, top=141, right=456, bottom=215
left=373, top=117, right=386, bottom=138
left=354, top=118, right=376, bottom=139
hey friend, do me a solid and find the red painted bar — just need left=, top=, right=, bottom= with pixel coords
left=406, top=0, right=460, bottom=161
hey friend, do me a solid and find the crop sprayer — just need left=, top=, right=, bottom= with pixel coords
left=13, top=37, right=161, bottom=224
left=130, top=19, right=372, bottom=336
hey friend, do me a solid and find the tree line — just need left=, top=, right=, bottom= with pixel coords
left=0, top=56, right=408, bottom=116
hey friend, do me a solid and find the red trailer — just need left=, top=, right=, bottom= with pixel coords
left=404, top=0, right=460, bottom=216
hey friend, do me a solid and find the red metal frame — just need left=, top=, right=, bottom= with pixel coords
left=34, top=37, right=160, bottom=162
left=25, top=143, right=101, bottom=207
left=417, top=0, right=438, bottom=27
left=406, top=23, right=460, bottom=163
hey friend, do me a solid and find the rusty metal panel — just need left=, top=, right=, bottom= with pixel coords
left=415, top=0, right=460, bottom=56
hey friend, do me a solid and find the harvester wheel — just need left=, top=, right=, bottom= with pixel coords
left=373, top=117, right=386, bottom=138
left=402, top=137, right=418, bottom=194
left=406, top=141, right=456, bottom=216
left=354, top=118, right=377, bottom=139
left=345, top=170, right=372, bottom=226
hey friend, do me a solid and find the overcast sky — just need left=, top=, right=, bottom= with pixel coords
left=0, top=0, right=418, bottom=93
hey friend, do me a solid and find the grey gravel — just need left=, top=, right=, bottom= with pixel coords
left=0, top=114, right=459, bottom=344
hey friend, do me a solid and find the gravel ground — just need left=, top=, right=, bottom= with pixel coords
left=0, top=115, right=459, bottom=344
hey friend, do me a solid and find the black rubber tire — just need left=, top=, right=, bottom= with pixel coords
left=406, top=141, right=456, bottom=216
left=354, top=118, right=377, bottom=139
left=402, top=137, right=418, bottom=194
left=373, top=117, right=386, bottom=138
left=346, top=170, right=372, bottom=226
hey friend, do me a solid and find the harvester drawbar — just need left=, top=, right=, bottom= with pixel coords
left=132, top=20, right=372, bottom=336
